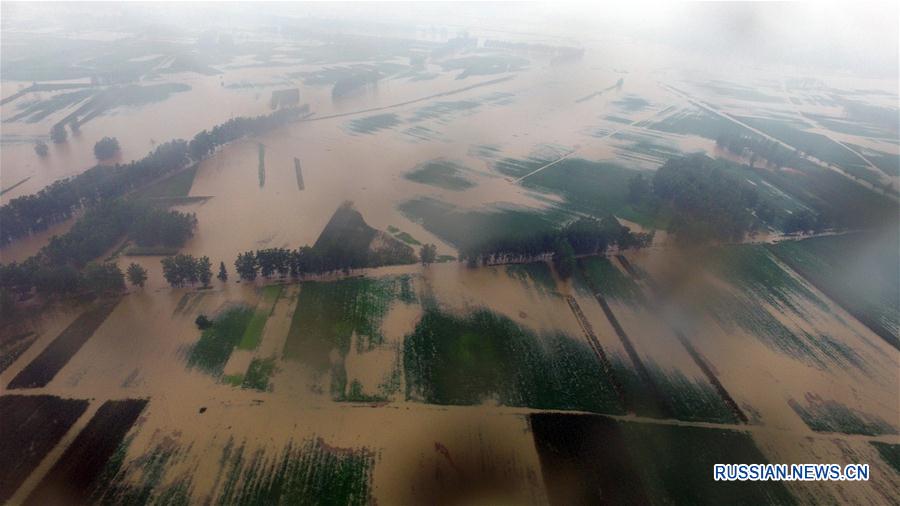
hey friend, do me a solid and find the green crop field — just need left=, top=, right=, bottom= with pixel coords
left=403, top=306, right=624, bottom=413
left=187, top=306, right=254, bottom=376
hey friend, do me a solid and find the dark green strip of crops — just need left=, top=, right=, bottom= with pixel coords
left=188, top=306, right=254, bottom=376
left=403, top=306, right=624, bottom=414
left=216, top=439, right=373, bottom=506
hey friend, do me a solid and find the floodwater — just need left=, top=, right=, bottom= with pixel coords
left=2, top=12, right=899, bottom=505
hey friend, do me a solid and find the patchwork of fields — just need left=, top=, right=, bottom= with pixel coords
left=2, top=233, right=898, bottom=503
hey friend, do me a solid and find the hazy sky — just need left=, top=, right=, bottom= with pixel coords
left=3, top=1, right=898, bottom=78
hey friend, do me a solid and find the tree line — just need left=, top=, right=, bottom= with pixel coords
left=1, top=105, right=308, bottom=246
left=457, top=215, right=652, bottom=277
left=715, top=132, right=801, bottom=170
left=155, top=240, right=441, bottom=289
left=629, top=154, right=837, bottom=240
left=0, top=200, right=195, bottom=299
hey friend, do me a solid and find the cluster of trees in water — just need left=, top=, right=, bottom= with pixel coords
left=230, top=245, right=381, bottom=282
left=1, top=106, right=308, bottom=246
left=0, top=201, right=195, bottom=300
left=715, top=133, right=799, bottom=169
left=93, top=137, right=121, bottom=160
left=458, top=215, right=652, bottom=277
left=629, top=154, right=837, bottom=241
left=158, top=242, right=440, bottom=289
left=161, top=254, right=213, bottom=287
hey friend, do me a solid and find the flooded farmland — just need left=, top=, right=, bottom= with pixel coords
left=1, top=3, right=899, bottom=505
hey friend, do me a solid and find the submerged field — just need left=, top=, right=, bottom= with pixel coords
left=768, top=230, right=900, bottom=349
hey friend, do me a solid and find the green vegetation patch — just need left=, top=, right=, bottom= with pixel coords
left=131, top=165, right=198, bottom=200
left=871, top=442, right=900, bottom=475
left=217, top=438, right=374, bottom=506
left=237, top=285, right=283, bottom=350
left=789, top=395, right=897, bottom=436
left=187, top=306, right=254, bottom=376
left=575, top=257, right=645, bottom=307
left=505, top=262, right=557, bottom=295
left=699, top=284, right=864, bottom=370
left=530, top=413, right=795, bottom=505
left=398, top=197, right=566, bottom=251
left=609, top=355, right=669, bottom=419
left=515, top=158, right=658, bottom=226
left=403, top=306, right=624, bottom=413
left=707, top=245, right=827, bottom=316
left=346, top=113, right=401, bottom=134
left=404, top=159, right=476, bottom=191
left=618, top=420, right=796, bottom=504
left=493, top=144, right=571, bottom=179
left=716, top=114, right=888, bottom=186
left=385, top=223, right=421, bottom=246
left=314, top=202, right=416, bottom=268
left=241, top=357, right=276, bottom=391
left=754, top=161, right=896, bottom=231
left=283, top=276, right=415, bottom=396
left=768, top=231, right=899, bottom=349
left=736, top=115, right=871, bottom=175
left=645, top=362, right=737, bottom=424
left=393, top=231, right=420, bottom=245
left=650, top=107, right=744, bottom=140
left=853, top=146, right=900, bottom=178
left=90, top=437, right=193, bottom=506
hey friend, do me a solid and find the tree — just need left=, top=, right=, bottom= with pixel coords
left=2, top=107, right=307, bottom=247
left=0, top=288, right=16, bottom=320
left=652, top=154, right=760, bottom=243
left=234, top=252, right=258, bottom=281
left=195, top=314, right=213, bottom=330
left=552, top=238, right=576, bottom=279
left=82, top=262, right=125, bottom=294
left=419, top=243, right=437, bottom=265
left=50, top=123, right=67, bottom=144
left=161, top=254, right=200, bottom=287
left=198, top=256, right=212, bottom=286
left=126, top=263, right=148, bottom=288
left=94, top=137, right=121, bottom=160
left=34, top=141, right=49, bottom=157
left=217, top=261, right=228, bottom=282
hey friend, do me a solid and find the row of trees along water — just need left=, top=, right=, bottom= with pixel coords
left=0, top=200, right=196, bottom=300
left=158, top=242, right=440, bottom=289
left=1, top=106, right=308, bottom=246
left=629, top=154, right=812, bottom=241
left=457, top=215, right=653, bottom=278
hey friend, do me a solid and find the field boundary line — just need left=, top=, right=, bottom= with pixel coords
left=615, top=254, right=749, bottom=424
left=564, top=295, right=627, bottom=409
